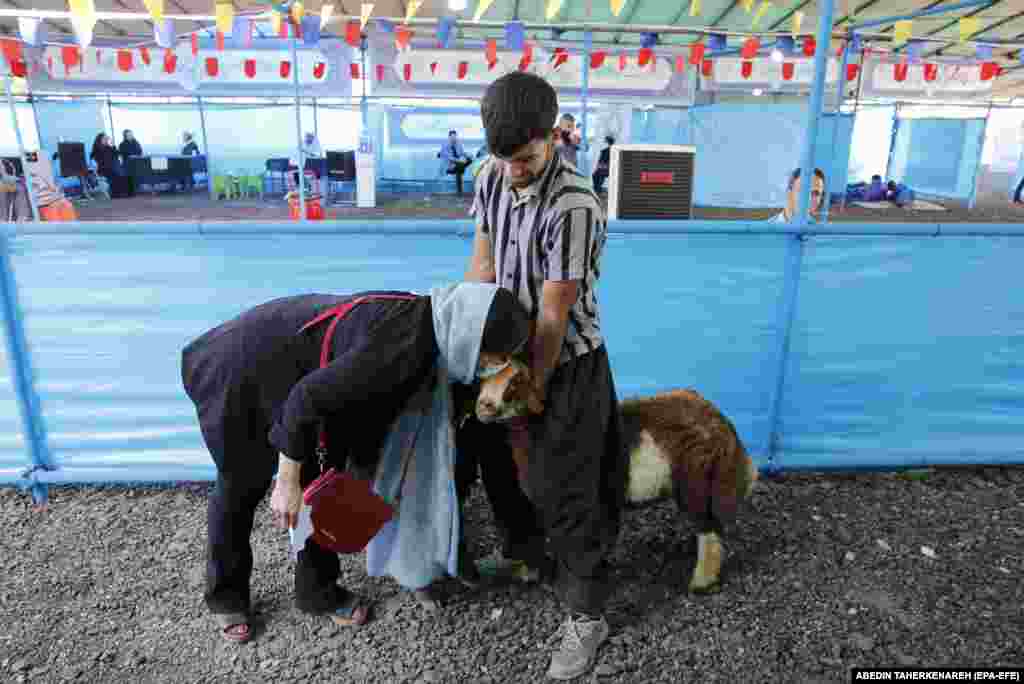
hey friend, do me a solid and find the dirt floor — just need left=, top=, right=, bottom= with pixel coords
left=64, top=186, right=1024, bottom=225
left=1, top=466, right=1021, bottom=683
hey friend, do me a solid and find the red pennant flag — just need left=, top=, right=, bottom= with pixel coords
left=923, top=63, right=937, bottom=82
left=553, top=47, right=568, bottom=69
left=981, top=61, right=999, bottom=81
left=638, top=48, right=652, bottom=67
left=205, top=57, right=219, bottom=77
left=741, top=37, right=760, bottom=60
left=457, top=61, right=468, bottom=79
left=11, top=60, right=25, bottom=78
left=741, top=60, right=753, bottom=79
left=0, top=39, right=22, bottom=67
left=62, top=46, right=81, bottom=75
left=279, top=19, right=289, bottom=38
left=430, top=62, right=438, bottom=75
left=803, top=37, right=816, bottom=57
left=96, top=49, right=102, bottom=63
left=139, top=47, right=151, bottom=65
left=519, top=43, right=533, bottom=71
left=591, top=51, right=606, bottom=69
left=345, top=21, right=361, bottom=47
left=846, top=63, right=860, bottom=81
left=47, top=57, right=53, bottom=76
left=701, top=59, right=713, bottom=77
left=689, top=42, right=705, bottom=66
left=163, top=49, right=177, bottom=74
left=117, top=50, right=133, bottom=72
left=403, top=63, right=412, bottom=81
left=782, top=62, right=795, bottom=80
left=618, top=54, right=627, bottom=71
left=485, top=38, right=497, bottom=65
left=191, top=33, right=199, bottom=56
left=675, top=55, right=685, bottom=73
left=313, top=62, right=325, bottom=79
left=894, top=63, right=908, bottom=82
left=244, top=59, right=256, bottom=78
left=216, top=31, right=225, bottom=51
left=280, top=60, right=291, bottom=78
left=376, top=64, right=385, bottom=81
left=396, top=27, right=413, bottom=50
left=488, top=60, right=497, bottom=71
left=350, top=62, right=360, bottom=79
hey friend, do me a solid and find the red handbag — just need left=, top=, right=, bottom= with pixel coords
left=297, top=294, right=417, bottom=554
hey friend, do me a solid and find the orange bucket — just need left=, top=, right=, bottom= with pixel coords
left=288, top=194, right=324, bottom=221
left=39, top=198, right=78, bottom=222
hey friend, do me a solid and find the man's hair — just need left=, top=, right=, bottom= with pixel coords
left=871, top=174, right=882, bottom=182
left=448, top=130, right=457, bottom=136
left=560, top=113, right=575, bottom=123
left=605, top=135, right=615, bottom=146
left=787, top=167, right=826, bottom=191
left=481, top=72, right=559, bottom=158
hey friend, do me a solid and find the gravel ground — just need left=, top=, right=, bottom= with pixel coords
left=2, top=466, right=1022, bottom=684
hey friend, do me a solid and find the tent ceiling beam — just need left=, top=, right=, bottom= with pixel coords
left=767, top=0, right=814, bottom=32
left=834, top=0, right=885, bottom=29
left=924, top=2, right=1022, bottom=58
left=611, top=0, right=648, bottom=45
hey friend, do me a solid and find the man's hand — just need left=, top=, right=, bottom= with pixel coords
left=465, top=226, right=496, bottom=283
left=529, top=280, right=578, bottom=399
left=271, top=453, right=303, bottom=529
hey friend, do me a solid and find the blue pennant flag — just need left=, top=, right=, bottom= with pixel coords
left=301, top=15, right=320, bottom=45
left=376, top=18, right=395, bottom=34
left=708, top=33, right=727, bottom=53
left=976, top=44, right=992, bottom=59
left=640, top=32, right=657, bottom=49
left=506, top=21, right=525, bottom=50
left=438, top=16, right=455, bottom=47
left=776, top=35, right=795, bottom=56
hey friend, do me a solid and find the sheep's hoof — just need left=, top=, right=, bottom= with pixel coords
left=688, top=574, right=722, bottom=595
left=689, top=532, right=723, bottom=595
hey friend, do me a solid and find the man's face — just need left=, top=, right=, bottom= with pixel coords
left=559, top=117, right=574, bottom=133
left=787, top=174, right=826, bottom=219
left=495, top=134, right=553, bottom=189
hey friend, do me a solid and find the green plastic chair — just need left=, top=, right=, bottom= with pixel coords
left=212, top=175, right=228, bottom=200
left=242, top=175, right=262, bottom=199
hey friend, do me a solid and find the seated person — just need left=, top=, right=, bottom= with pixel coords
left=772, top=167, right=826, bottom=223
left=865, top=174, right=886, bottom=202
left=182, top=132, right=200, bottom=156
left=438, top=130, right=472, bottom=196
left=592, top=136, right=614, bottom=194
left=886, top=180, right=915, bottom=208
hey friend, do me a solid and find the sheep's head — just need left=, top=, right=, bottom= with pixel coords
left=475, top=351, right=544, bottom=423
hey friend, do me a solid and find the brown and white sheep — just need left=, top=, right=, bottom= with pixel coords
left=471, top=352, right=758, bottom=594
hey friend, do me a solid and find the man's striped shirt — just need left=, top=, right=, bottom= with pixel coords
left=470, top=151, right=607, bottom=365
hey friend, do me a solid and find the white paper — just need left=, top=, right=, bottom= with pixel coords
left=151, top=156, right=169, bottom=171
left=288, top=503, right=313, bottom=558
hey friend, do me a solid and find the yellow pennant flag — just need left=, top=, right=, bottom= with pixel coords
left=893, top=20, right=912, bottom=46
left=741, top=0, right=753, bottom=12
left=215, top=1, right=233, bottom=34
left=959, top=17, right=979, bottom=43
left=68, top=0, right=97, bottom=46
left=143, top=0, right=163, bottom=23
left=473, top=0, right=496, bottom=22
left=547, top=0, right=565, bottom=20
left=690, top=0, right=700, bottom=17
left=270, top=10, right=282, bottom=34
left=290, top=1, right=305, bottom=25
left=360, top=3, right=374, bottom=29
left=792, top=10, right=804, bottom=37
left=610, top=0, right=626, bottom=17
left=405, top=0, right=423, bottom=23
left=752, top=0, right=771, bottom=28
left=320, top=4, right=333, bottom=29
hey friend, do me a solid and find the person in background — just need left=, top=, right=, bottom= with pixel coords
left=865, top=174, right=886, bottom=202
left=555, top=113, right=580, bottom=167
left=592, top=136, right=614, bottom=194
left=118, top=130, right=142, bottom=197
left=772, top=167, right=826, bottom=223
left=90, top=133, right=130, bottom=199
left=182, top=132, right=200, bottom=156
left=439, top=130, right=473, bottom=196
left=302, top=132, right=322, bottom=159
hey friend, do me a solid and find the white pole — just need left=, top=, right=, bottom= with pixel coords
left=290, top=31, right=306, bottom=221
left=5, top=77, right=40, bottom=222
left=197, top=96, right=214, bottom=200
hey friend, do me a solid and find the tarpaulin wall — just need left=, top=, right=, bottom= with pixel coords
left=0, top=103, right=40, bottom=155
left=1, top=222, right=1023, bottom=486
left=888, top=117, right=987, bottom=202
left=628, top=104, right=855, bottom=208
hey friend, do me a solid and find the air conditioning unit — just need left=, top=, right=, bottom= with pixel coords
left=607, top=144, right=696, bottom=220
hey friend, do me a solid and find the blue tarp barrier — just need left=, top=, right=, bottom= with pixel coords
left=889, top=117, right=987, bottom=202
left=2, top=222, right=1023, bottom=486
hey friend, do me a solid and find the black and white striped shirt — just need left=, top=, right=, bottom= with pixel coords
left=470, top=151, right=607, bottom=365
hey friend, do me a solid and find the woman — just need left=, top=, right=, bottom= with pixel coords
left=90, top=133, right=130, bottom=199
left=117, top=130, right=142, bottom=197
left=181, top=283, right=530, bottom=644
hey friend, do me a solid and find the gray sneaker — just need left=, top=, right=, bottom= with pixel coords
left=546, top=614, right=610, bottom=680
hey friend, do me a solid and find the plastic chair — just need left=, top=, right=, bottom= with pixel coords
left=213, top=175, right=237, bottom=200
left=242, top=175, right=262, bottom=199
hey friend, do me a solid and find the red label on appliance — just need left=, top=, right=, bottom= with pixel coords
left=640, top=171, right=674, bottom=185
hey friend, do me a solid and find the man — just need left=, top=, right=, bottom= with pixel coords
left=773, top=167, right=827, bottom=223
left=460, top=71, right=628, bottom=681
left=555, top=113, right=580, bottom=168
left=439, top=130, right=473, bottom=196
left=181, top=284, right=530, bottom=644
left=592, top=135, right=614, bottom=194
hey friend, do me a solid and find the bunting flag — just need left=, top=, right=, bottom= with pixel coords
left=782, top=62, right=794, bottom=80
left=741, top=60, right=753, bottom=78
left=1, top=39, right=23, bottom=69
left=893, top=20, right=912, bottom=46
left=638, top=48, right=652, bottom=67
left=206, top=57, right=219, bottom=77
left=893, top=63, right=908, bottom=82
left=792, top=10, right=804, bottom=37
left=320, top=4, right=333, bottom=29
left=244, top=58, right=256, bottom=78
left=215, top=1, right=233, bottom=35
left=640, top=32, right=657, bottom=49
left=280, top=60, right=291, bottom=78
left=346, top=21, right=361, bottom=47
left=376, top=64, right=385, bottom=81
left=350, top=62, right=360, bottom=78
left=611, top=0, right=626, bottom=16
left=69, top=0, right=97, bottom=47
left=546, top=0, right=564, bottom=21
left=457, top=61, right=468, bottom=79
left=803, top=36, right=815, bottom=56
left=143, top=0, right=164, bottom=23
left=707, top=33, right=726, bottom=52
left=154, top=19, right=174, bottom=48
left=61, top=45, right=82, bottom=75
left=438, top=17, right=455, bottom=47
left=216, top=32, right=225, bottom=51
left=139, top=47, right=151, bottom=65
left=405, top=0, right=423, bottom=23
left=846, top=63, right=859, bottom=81
left=271, top=11, right=282, bottom=35
left=232, top=17, right=253, bottom=48
left=701, top=58, right=712, bottom=77
left=905, top=40, right=922, bottom=62
left=777, top=35, right=794, bottom=56
left=980, top=61, right=999, bottom=81
left=473, top=0, right=496, bottom=22
left=18, top=18, right=46, bottom=46
left=741, top=37, right=759, bottom=59
left=752, top=1, right=771, bottom=28
left=361, top=3, right=374, bottom=30
left=959, top=16, right=978, bottom=43
left=689, top=41, right=705, bottom=65
left=301, top=16, right=320, bottom=44
left=163, top=49, right=176, bottom=74
left=10, top=60, right=26, bottom=78
left=485, top=38, right=497, bottom=65
left=191, top=33, right=199, bottom=56
left=430, top=61, right=437, bottom=75
left=552, top=47, right=569, bottom=69
left=590, top=51, right=606, bottom=69
left=923, top=63, right=938, bottom=82
left=742, top=0, right=753, bottom=11
left=976, top=44, right=992, bottom=59
left=690, top=0, right=700, bottom=17
left=675, top=55, right=685, bottom=73
left=395, top=27, right=413, bottom=50
left=519, top=43, right=533, bottom=71
left=290, top=1, right=305, bottom=26
left=618, top=53, right=627, bottom=71
left=403, top=63, right=412, bottom=81
left=506, top=22, right=525, bottom=50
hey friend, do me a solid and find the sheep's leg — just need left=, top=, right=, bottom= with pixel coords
left=672, top=465, right=723, bottom=594
left=690, top=529, right=723, bottom=594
